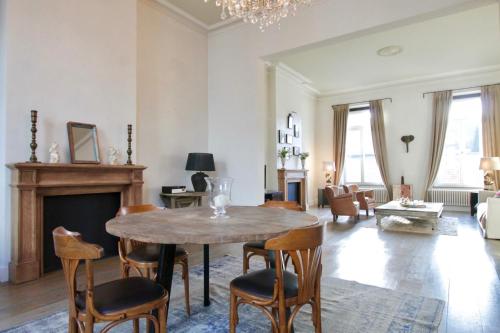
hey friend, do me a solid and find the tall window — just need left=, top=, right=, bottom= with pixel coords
left=343, top=106, right=383, bottom=184
left=434, top=92, right=483, bottom=187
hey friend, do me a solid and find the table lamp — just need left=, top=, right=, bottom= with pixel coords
left=323, top=161, right=335, bottom=186
left=479, top=157, right=500, bottom=190
left=186, top=153, right=215, bottom=192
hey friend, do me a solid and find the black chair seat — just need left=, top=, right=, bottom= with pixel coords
left=244, top=241, right=266, bottom=249
left=76, top=277, right=166, bottom=315
left=127, top=244, right=187, bottom=263
left=231, top=269, right=298, bottom=299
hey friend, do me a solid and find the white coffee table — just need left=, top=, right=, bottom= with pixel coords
left=374, top=201, right=444, bottom=230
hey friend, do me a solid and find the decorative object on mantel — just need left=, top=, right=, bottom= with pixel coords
left=185, top=152, right=216, bottom=192
left=126, top=124, right=133, bottom=165
left=205, top=0, right=313, bottom=31
left=67, top=122, right=100, bottom=164
left=278, top=147, right=290, bottom=169
left=205, top=177, right=233, bottom=219
left=299, top=152, right=309, bottom=169
left=323, top=161, right=335, bottom=185
left=107, top=147, right=121, bottom=165
left=48, top=142, right=60, bottom=163
left=401, top=135, right=414, bottom=153
left=479, top=157, right=500, bottom=190
left=29, top=110, right=39, bottom=163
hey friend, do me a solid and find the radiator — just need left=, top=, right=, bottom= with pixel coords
left=428, top=189, right=470, bottom=207
left=360, top=187, right=388, bottom=203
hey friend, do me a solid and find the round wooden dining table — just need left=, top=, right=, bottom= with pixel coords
left=106, top=205, right=318, bottom=330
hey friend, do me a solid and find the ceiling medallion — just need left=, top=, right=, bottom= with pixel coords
left=205, top=0, right=313, bottom=30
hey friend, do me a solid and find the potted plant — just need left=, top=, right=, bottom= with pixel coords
left=278, top=147, right=290, bottom=169
left=299, top=152, right=309, bottom=169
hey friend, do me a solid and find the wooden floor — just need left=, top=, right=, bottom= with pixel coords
left=0, top=209, right=499, bottom=332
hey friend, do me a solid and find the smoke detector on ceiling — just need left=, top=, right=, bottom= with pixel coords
left=377, top=45, right=403, bottom=57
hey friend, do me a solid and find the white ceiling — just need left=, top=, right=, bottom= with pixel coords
left=163, top=0, right=223, bottom=27
left=270, top=3, right=500, bottom=94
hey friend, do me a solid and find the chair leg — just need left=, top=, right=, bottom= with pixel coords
left=133, top=318, right=139, bottom=333
left=84, top=315, right=94, bottom=333
left=158, top=303, right=167, bottom=333
left=265, top=256, right=270, bottom=269
left=242, top=249, right=249, bottom=274
left=68, top=315, right=78, bottom=333
left=366, top=209, right=369, bottom=217
left=181, top=257, right=191, bottom=316
left=230, top=292, right=238, bottom=333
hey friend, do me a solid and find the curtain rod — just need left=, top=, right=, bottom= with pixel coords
left=331, top=97, right=392, bottom=108
left=422, top=82, right=499, bottom=98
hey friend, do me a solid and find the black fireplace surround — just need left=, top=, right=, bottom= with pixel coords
left=43, top=192, right=120, bottom=273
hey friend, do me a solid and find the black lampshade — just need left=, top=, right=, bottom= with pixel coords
left=185, top=153, right=215, bottom=172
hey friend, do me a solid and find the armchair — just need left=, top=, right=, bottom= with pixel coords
left=325, top=187, right=360, bottom=221
left=343, top=185, right=376, bottom=216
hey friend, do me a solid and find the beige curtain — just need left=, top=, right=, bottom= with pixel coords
left=423, top=91, right=453, bottom=200
left=332, top=104, right=349, bottom=185
left=481, top=84, right=500, bottom=189
left=369, top=100, right=392, bottom=199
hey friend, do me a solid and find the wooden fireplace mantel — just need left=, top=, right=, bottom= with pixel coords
left=277, top=169, right=308, bottom=211
left=7, top=163, right=146, bottom=283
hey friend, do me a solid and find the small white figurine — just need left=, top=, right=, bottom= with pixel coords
left=49, top=142, right=60, bottom=163
left=108, top=147, right=120, bottom=165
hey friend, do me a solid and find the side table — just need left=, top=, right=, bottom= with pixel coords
left=160, top=192, right=207, bottom=209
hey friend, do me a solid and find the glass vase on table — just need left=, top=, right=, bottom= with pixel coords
left=205, top=177, right=233, bottom=219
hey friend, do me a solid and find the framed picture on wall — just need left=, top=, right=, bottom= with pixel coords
left=278, top=130, right=285, bottom=144
left=288, top=113, right=294, bottom=129
left=293, top=146, right=300, bottom=156
left=286, top=134, right=293, bottom=144
left=293, top=125, right=299, bottom=138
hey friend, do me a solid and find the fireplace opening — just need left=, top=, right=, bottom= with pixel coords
left=43, top=192, right=121, bottom=273
left=287, top=182, right=301, bottom=204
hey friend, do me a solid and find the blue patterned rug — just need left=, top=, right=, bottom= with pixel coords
left=3, top=255, right=444, bottom=332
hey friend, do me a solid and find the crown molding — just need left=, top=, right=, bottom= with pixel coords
left=154, top=0, right=243, bottom=32
left=318, top=64, right=500, bottom=98
left=269, top=63, right=320, bottom=97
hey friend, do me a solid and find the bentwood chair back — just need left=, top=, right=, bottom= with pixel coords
left=53, top=226, right=167, bottom=333
left=116, top=204, right=191, bottom=316
left=242, top=200, right=302, bottom=273
left=230, top=223, right=324, bottom=333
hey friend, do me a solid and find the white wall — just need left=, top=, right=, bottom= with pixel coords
left=0, top=0, right=8, bottom=282
left=315, top=68, right=500, bottom=199
left=208, top=0, right=477, bottom=206
left=0, top=0, right=138, bottom=282
left=267, top=66, right=317, bottom=205
left=137, top=0, right=208, bottom=206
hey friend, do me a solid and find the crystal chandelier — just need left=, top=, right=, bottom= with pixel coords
left=205, top=0, right=312, bottom=30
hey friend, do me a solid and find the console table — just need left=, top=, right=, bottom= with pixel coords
left=159, top=191, right=206, bottom=208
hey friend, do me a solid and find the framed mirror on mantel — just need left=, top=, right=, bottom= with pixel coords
left=67, top=122, right=101, bottom=164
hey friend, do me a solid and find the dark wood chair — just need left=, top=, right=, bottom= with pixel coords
left=230, top=223, right=324, bottom=333
left=53, top=226, right=168, bottom=333
left=242, top=201, right=302, bottom=274
left=117, top=204, right=190, bottom=316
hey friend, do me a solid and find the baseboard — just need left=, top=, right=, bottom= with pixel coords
left=0, top=265, right=8, bottom=283
left=443, top=206, right=468, bottom=213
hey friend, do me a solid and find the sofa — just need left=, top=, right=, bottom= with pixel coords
left=476, top=190, right=500, bottom=239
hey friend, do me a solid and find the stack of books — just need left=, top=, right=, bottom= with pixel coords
left=162, top=186, right=187, bottom=194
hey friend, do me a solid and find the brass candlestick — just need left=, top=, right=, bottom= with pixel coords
left=29, top=110, right=40, bottom=163
left=126, top=124, right=133, bottom=165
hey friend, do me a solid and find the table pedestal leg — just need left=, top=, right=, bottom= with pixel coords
left=152, top=244, right=176, bottom=333
left=204, top=244, right=210, bottom=306
left=376, top=214, right=382, bottom=225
